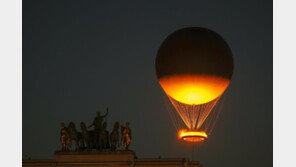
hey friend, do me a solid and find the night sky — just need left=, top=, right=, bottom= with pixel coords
left=23, top=0, right=272, bottom=166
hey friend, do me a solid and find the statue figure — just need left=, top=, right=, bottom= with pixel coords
left=67, top=122, right=83, bottom=151
left=121, top=122, right=131, bottom=151
left=98, top=122, right=108, bottom=150
left=88, top=108, right=109, bottom=131
left=110, top=122, right=120, bottom=151
left=88, top=108, right=109, bottom=149
left=60, top=122, right=70, bottom=151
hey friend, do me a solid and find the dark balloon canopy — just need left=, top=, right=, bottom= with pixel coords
left=155, top=27, right=234, bottom=105
left=155, top=27, right=233, bottom=80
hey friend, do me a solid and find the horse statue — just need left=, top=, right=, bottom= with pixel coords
left=110, top=122, right=120, bottom=150
left=98, top=122, right=109, bottom=150
left=80, top=122, right=95, bottom=150
left=67, top=122, right=84, bottom=151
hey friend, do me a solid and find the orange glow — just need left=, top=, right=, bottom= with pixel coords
left=178, top=130, right=208, bottom=142
left=159, top=75, right=230, bottom=105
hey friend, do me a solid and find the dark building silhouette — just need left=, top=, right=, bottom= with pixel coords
left=23, top=151, right=201, bottom=167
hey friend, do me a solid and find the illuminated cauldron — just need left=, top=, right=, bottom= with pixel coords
left=155, top=27, right=233, bottom=142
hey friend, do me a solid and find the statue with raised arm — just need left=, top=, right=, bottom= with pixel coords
left=60, top=122, right=70, bottom=152
left=88, top=108, right=109, bottom=149
left=121, top=122, right=131, bottom=151
left=88, top=108, right=109, bottom=132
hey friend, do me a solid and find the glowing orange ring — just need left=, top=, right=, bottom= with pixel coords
left=178, top=130, right=208, bottom=142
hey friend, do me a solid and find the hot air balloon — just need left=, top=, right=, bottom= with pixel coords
left=155, top=27, right=233, bottom=142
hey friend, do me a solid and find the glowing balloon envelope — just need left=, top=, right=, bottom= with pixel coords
left=155, top=27, right=233, bottom=142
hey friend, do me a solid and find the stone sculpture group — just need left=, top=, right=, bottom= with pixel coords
left=60, top=108, right=131, bottom=152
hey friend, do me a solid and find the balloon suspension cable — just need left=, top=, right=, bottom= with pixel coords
left=207, top=93, right=226, bottom=135
left=203, top=94, right=226, bottom=135
left=164, top=95, right=185, bottom=131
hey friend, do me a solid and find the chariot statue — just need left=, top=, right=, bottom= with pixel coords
left=58, top=107, right=133, bottom=152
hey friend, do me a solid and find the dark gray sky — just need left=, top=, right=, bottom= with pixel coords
left=23, top=0, right=272, bottom=166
